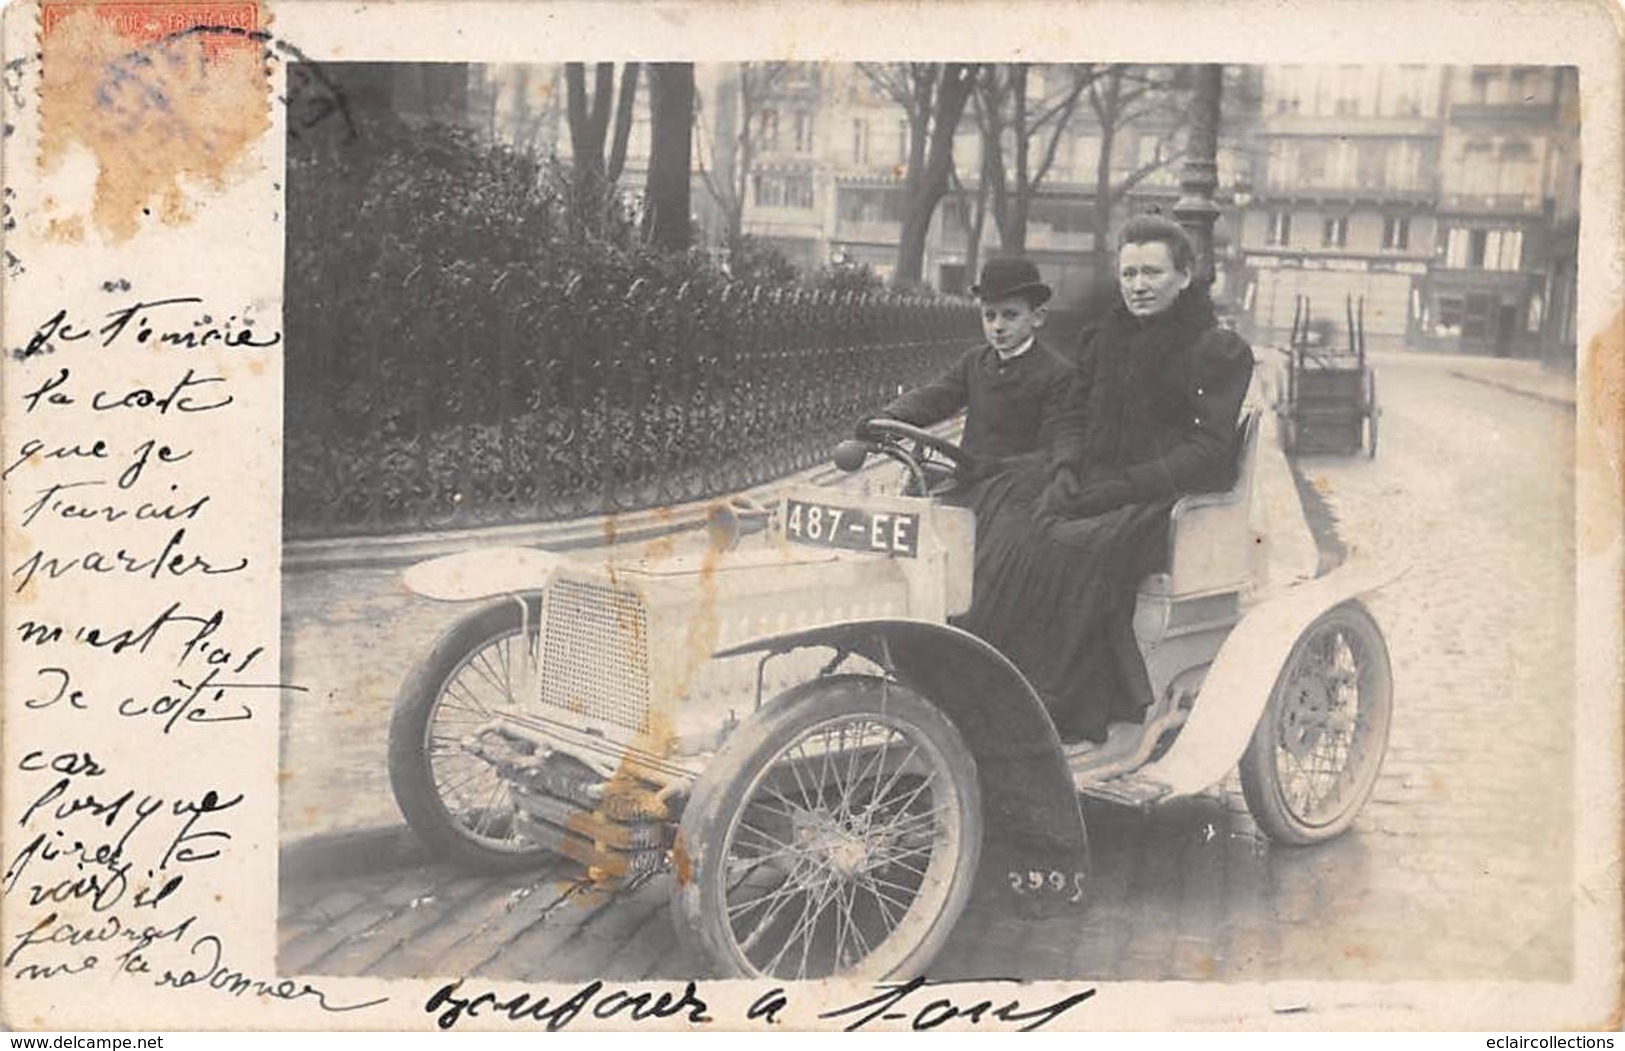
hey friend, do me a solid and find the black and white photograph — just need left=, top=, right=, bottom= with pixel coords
left=274, top=56, right=1582, bottom=988
left=2, top=0, right=1617, bottom=1035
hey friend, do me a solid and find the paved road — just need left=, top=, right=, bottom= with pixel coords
left=279, top=354, right=1575, bottom=983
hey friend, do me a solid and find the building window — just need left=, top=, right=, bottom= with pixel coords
left=839, top=186, right=902, bottom=224
left=1296, top=143, right=1327, bottom=186
left=1484, top=228, right=1524, bottom=270
left=1437, top=295, right=1464, bottom=331
left=1444, top=227, right=1470, bottom=268
left=1267, top=210, right=1293, bottom=246
left=754, top=173, right=814, bottom=210
left=1445, top=226, right=1524, bottom=271
left=758, top=109, right=779, bottom=151
left=1386, top=140, right=1423, bottom=190
left=1356, top=141, right=1387, bottom=190
left=1327, top=140, right=1358, bottom=187
left=1073, top=134, right=1101, bottom=180
left=1389, top=65, right=1429, bottom=117
left=1382, top=216, right=1411, bottom=250
left=1270, top=65, right=1305, bottom=114
left=1498, top=139, right=1535, bottom=197
left=851, top=118, right=869, bottom=164
left=793, top=112, right=815, bottom=154
left=1322, top=216, right=1349, bottom=248
left=898, top=119, right=910, bottom=165
left=1461, top=140, right=1497, bottom=195
left=1332, top=65, right=1362, bottom=116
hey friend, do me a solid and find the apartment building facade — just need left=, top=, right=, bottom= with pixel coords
left=1234, top=64, right=1579, bottom=358
left=471, top=62, right=1579, bottom=361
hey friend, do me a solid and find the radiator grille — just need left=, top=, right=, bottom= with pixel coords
left=540, top=579, right=651, bottom=734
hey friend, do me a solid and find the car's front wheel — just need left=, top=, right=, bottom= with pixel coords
left=387, top=599, right=554, bottom=872
left=673, top=675, right=982, bottom=980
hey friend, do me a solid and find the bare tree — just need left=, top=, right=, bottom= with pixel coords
left=695, top=62, right=790, bottom=252
left=1083, top=65, right=1193, bottom=264
left=859, top=62, right=979, bottom=288
left=565, top=62, right=641, bottom=186
left=975, top=64, right=1098, bottom=253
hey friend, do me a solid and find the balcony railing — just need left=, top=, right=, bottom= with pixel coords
left=1436, top=192, right=1546, bottom=215
left=1447, top=102, right=1560, bottom=123
left=835, top=218, right=904, bottom=244
left=1025, top=228, right=1096, bottom=252
left=1257, top=181, right=1435, bottom=203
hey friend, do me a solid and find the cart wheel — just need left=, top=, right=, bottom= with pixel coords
left=1364, top=370, right=1380, bottom=459
left=673, top=675, right=982, bottom=980
left=1239, top=602, right=1392, bottom=845
left=388, top=599, right=554, bottom=872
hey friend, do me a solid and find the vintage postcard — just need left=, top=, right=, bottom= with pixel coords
left=1, top=0, right=1620, bottom=1033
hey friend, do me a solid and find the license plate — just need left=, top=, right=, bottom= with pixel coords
left=783, top=498, right=918, bottom=558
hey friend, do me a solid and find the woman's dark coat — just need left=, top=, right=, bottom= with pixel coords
left=955, top=287, right=1254, bottom=742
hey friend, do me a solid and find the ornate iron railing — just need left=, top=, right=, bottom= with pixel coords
left=282, top=279, right=980, bottom=538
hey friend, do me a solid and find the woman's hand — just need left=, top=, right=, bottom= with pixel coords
left=1066, top=477, right=1135, bottom=518
left=1036, top=464, right=1082, bottom=519
left=1038, top=469, right=1135, bottom=521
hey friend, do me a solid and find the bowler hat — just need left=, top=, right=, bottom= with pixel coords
left=971, top=256, right=1052, bottom=305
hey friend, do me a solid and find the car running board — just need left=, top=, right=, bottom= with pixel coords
left=1065, top=705, right=1188, bottom=805
left=1077, top=774, right=1174, bottom=810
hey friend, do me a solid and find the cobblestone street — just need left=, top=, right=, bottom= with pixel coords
left=278, top=353, right=1576, bottom=984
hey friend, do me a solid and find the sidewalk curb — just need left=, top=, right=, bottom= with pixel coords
left=1447, top=370, right=1576, bottom=411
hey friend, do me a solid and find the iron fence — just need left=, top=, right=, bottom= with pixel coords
left=283, top=279, right=980, bottom=538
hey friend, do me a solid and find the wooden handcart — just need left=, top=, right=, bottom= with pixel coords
left=1274, top=294, right=1379, bottom=457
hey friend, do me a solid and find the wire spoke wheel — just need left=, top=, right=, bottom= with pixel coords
left=675, top=677, right=981, bottom=980
left=389, top=600, right=553, bottom=871
left=1240, top=602, right=1393, bottom=845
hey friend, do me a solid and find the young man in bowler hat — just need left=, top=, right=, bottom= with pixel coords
left=874, top=257, right=1076, bottom=474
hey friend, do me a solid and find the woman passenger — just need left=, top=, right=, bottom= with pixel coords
left=958, top=215, right=1255, bottom=742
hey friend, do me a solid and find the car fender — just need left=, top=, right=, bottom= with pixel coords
left=717, top=618, right=1090, bottom=916
left=401, top=547, right=570, bottom=602
left=1136, top=558, right=1404, bottom=797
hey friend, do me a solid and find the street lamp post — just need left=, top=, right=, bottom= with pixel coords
left=1173, top=64, right=1223, bottom=287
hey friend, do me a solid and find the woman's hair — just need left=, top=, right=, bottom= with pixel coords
left=1116, top=214, right=1197, bottom=273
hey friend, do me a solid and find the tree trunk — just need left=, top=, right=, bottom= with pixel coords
left=606, top=63, right=641, bottom=184
left=1092, top=121, right=1117, bottom=282
left=1005, top=65, right=1030, bottom=253
left=966, top=169, right=989, bottom=283
left=894, top=63, right=976, bottom=287
left=645, top=62, right=695, bottom=252
left=566, top=62, right=613, bottom=186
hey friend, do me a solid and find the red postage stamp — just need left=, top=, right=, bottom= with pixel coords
left=42, top=0, right=261, bottom=59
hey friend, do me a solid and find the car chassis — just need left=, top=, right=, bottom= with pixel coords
left=386, top=413, right=1395, bottom=981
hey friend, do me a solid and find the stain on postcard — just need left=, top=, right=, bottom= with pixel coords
left=39, top=1, right=267, bottom=241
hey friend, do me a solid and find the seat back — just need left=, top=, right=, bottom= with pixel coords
left=1141, top=407, right=1263, bottom=601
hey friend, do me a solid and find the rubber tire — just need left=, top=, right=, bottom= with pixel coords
left=388, top=599, right=555, bottom=873
left=1239, top=602, right=1393, bottom=846
left=672, top=675, right=983, bottom=980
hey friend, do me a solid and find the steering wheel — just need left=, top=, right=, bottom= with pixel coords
left=835, top=418, right=977, bottom=496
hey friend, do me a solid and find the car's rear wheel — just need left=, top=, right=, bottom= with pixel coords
left=1240, top=602, right=1393, bottom=845
left=673, top=675, right=982, bottom=980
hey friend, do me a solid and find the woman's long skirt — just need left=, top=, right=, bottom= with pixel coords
left=954, top=462, right=1173, bottom=742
